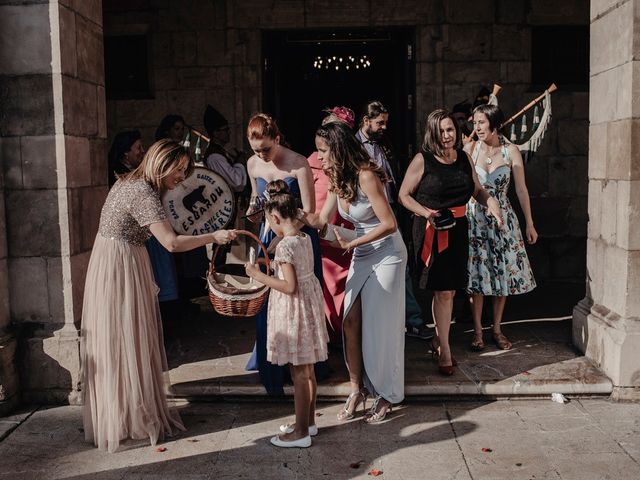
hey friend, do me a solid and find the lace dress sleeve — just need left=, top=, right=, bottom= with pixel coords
left=273, top=237, right=296, bottom=265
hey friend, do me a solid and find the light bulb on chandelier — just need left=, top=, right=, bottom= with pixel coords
left=313, top=54, right=372, bottom=71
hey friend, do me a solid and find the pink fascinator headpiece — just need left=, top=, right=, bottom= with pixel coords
left=325, top=106, right=355, bottom=129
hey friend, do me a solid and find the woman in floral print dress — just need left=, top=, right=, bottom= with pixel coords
left=465, top=104, right=537, bottom=351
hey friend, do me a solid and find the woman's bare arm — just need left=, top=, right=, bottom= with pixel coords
left=245, top=261, right=297, bottom=294
left=510, top=145, right=538, bottom=243
left=296, top=159, right=316, bottom=213
left=149, top=221, right=236, bottom=252
left=398, top=153, right=438, bottom=219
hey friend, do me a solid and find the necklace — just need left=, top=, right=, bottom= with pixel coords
left=485, top=144, right=499, bottom=165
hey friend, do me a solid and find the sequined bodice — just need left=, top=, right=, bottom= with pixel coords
left=98, top=179, right=167, bottom=246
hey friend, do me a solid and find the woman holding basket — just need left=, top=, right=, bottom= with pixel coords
left=81, top=139, right=236, bottom=453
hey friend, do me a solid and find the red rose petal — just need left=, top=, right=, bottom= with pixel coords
left=368, top=469, right=383, bottom=476
left=156, top=447, right=167, bottom=452
left=481, top=447, right=493, bottom=452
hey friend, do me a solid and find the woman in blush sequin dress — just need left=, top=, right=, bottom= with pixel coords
left=81, top=140, right=236, bottom=453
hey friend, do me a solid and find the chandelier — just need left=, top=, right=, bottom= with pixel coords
left=313, top=55, right=372, bottom=71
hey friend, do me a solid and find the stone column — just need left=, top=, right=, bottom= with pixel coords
left=573, top=0, right=640, bottom=400
left=0, top=146, right=18, bottom=415
left=0, top=0, right=106, bottom=405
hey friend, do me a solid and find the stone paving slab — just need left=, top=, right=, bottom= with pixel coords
left=0, top=406, right=38, bottom=441
left=1, top=399, right=639, bottom=479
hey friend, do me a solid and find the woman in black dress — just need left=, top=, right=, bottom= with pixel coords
left=398, top=109, right=503, bottom=375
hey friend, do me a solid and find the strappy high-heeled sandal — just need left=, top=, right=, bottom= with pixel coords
left=337, top=391, right=367, bottom=421
left=493, top=332, right=512, bottom=350
left=438, top=361, right=455, bottom=376
left=470, top=336, right=486, bottom=351
left=364, top=395, right=392, bottom=424
left=430, top=340, right=458, bottom=366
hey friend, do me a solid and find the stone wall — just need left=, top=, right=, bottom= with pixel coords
left=0, top=0, right=106, bottom=404
left=0, top=0, right=53, bottom=414
left=417, top=0, right=589, bottom=282
left=573, top=0, right=640, bottom=398
left=105, top=0, right=589, bottom=284
left=0, top=122, right=17, bottom=415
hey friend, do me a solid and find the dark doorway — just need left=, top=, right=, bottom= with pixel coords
left=262, top=28, right=416, bottom=170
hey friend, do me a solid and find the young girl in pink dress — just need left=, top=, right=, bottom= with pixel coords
left=245, top=180, right=329, bottom=448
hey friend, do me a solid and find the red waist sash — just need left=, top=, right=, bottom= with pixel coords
left=420, top=205, right=467, bottom=266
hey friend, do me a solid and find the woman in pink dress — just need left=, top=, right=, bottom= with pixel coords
left=307, top=106, right=355, bottom=343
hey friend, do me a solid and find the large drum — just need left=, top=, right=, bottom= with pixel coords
left=162, top=166, right=235, bottom=235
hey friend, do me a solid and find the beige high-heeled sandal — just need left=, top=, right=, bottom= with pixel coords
left=364, top=396, right=392, bottom=424
left=337, top=391, right=367, bottom=421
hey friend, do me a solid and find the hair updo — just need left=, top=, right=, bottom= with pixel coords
left=264, top=179, right=298, bottom=219
left=247, top=113, right=282, bottom=140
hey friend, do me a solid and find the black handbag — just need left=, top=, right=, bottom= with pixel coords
left=433, top=208, right=456, bottom=230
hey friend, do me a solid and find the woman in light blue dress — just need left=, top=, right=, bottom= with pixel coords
left=465, top=104, right=538, bottom=351
left=303, top=121, right=406, bottom=423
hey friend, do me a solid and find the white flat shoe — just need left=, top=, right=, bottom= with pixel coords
left=279, top=424, right=318, bottom=436
left=270, top=435, right=311, bottom=448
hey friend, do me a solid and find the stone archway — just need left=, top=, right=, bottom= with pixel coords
left=4, top=0, right=638, bottom=411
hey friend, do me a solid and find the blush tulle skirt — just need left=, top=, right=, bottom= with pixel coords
left=80, top=235, right=185, bottom=453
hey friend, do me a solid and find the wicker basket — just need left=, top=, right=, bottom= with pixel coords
left=207, top=229, right=270, bottom=317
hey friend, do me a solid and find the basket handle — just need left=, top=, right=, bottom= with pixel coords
left=209, top=229, right=271, bottom=277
